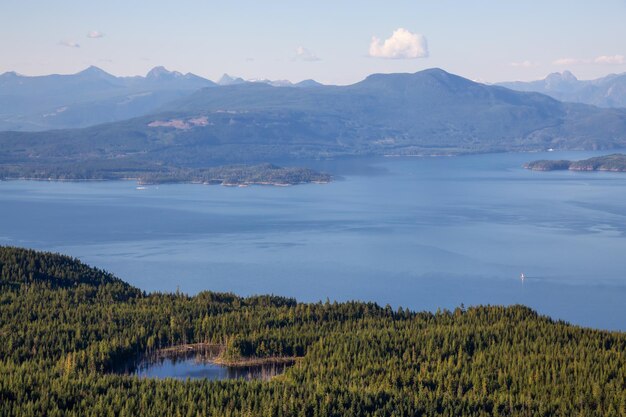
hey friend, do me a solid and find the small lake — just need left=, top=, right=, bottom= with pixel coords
left=118, top=352, right=293, bottom=381
left=1, top=150, right=626, bottom=331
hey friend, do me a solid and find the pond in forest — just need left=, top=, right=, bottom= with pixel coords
left=115, top=347, right=294, bottom=381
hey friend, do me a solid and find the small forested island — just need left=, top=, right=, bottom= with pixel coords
left=0, top=163, right=331, bottom=186
left=1, top=246, right=625, bottom=416
left=524, top=153, right=626, bottom=172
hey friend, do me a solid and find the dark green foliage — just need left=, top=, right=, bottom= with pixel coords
left=0, top=247, right=137, bottom=294
left=1, top=246, right=625, bottom=416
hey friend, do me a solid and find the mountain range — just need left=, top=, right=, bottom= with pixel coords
left=2, top=68, right=626, bottom=178
left=3, top=66, right=626, bottom=133
left=0, top=67, right=321, bottom=131
left=498, top=71, right=626, bottom=108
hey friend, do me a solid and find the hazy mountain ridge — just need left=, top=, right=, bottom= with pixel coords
left=1, top=68, right=626, bottom=177
left=0, top=66, right=216, bottom=131
left=0, top=67, right=325, bottom=130
left=160, top=68, right=626, bottom=153
left=498, top=71, right=626, bottom=108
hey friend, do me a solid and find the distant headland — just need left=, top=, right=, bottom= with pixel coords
left=523, top=153, right=626, bottom=172
left=0, top=163, right=331, bottom=187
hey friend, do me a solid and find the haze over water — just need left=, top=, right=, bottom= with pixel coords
left=2, top=151, right=625, bottom=331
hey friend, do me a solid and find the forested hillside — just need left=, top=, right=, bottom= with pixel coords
left=1, top=246, right=625, bottom=416
left=3, top=69, right=626, bottom=183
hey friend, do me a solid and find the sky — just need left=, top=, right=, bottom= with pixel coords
left=1, top=0, right=625, bottom=85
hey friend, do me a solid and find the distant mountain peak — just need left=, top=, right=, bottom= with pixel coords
left=419, top=67, right=451, bottom=76
left=541, top=71, right=581, bottom=92
left=146, top=66, right=183, bottom=79
left=0, top=70, right=20, bottom=78
left=248, top=78, right=298, bottom=87
left=546, top=70, right=578, bottom=83
left=497, top=70, right=626, bottom=108
left=561, top=70, right=577, bottom=82
left=218, top=73, right=246, bottom=86
left=416, top=68, right=471, bottom=84
left=80, top=65, right=105, bottom=73
left=358, top=68, right=474, bottom=92
left=295, top=79, right=323, bottom=88
left=77, top=66, right=115, bottom=79
left=363, top=68, right=453, bottom=82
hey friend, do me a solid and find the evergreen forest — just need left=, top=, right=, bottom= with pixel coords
left=1, top=246, right=625, bottom=417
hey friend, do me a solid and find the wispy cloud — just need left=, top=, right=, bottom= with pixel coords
left=509, top=60, right=539, bottom=68
left=294, top=46, right=321, bottom=62
left=553, top=58, right=583, bottom=66
left=553, top=55, right=625, bottom=66
left=594, top=54, right=624, bottom=65
left=87, top=30, right=105, bottom=39
left=59, top=40, right=80, bottom=48
left=369, top=28, right=428, bottom=59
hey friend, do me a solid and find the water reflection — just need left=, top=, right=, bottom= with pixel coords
left=116, top=347, right=294, bottom=381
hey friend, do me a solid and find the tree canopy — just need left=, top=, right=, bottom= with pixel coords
left=1, top=246, right=625, bottom=416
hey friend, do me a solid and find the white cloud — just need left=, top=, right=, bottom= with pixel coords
left=369, top=28, right=428, bottom=59
left=294, top=46, right=321, bottom=62
left=87, top=30, right=105, bottom=39
left=553, top=55, right=625, bottom=66
left=594, top=54, right=624, bottom=65
left=59, top=40, right=80, bottom=48
left=552, top=58, right=582, bottom=66
left=509, top=60, right=539, bottom=68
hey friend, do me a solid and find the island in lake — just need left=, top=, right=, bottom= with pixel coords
left=0, top=163, right=331, bottom=186
left=524, top=153, right=626, bottom=172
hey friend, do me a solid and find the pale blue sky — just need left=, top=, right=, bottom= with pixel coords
left=1, top=0, right=625, bottom=84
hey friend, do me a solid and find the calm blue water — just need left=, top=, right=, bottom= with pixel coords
left=2, top=151, right=626, bottom=331
left=127, top=355, right=291, bottom=381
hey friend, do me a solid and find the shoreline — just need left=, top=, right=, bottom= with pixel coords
left=523, top=153, right=626, bottom=172
left=146, top=343, right=298, bottom=368
left=0, top=176, right=332, bottom=187
left=2, top=150, right=625, bottom=186
left=213, top=355, right=298, bottom=368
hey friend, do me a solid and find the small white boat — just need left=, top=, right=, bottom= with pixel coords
left=520, top=273, right=526, bottom=281
left=136, top=186, right=147, bottom=190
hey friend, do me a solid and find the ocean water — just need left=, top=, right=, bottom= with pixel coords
left=2, top=151, right=626, bottom=330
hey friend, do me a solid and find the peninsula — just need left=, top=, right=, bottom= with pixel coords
left=0, top=163, right=331, bottom=186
